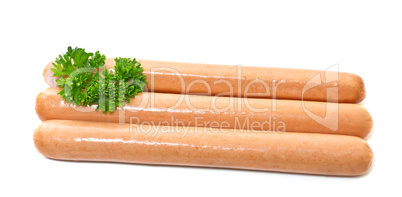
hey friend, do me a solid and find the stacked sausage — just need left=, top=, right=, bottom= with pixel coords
left=34, top=59, right=373, bottom=176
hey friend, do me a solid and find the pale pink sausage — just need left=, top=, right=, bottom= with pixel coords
left=33, top=120, right=374, bottom=176
left=43, top=58, right=366, bottom=103
left=35, top=88, right=373, bottom=138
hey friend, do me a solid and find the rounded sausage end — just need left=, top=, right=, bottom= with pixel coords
left=33, top=123, right=48, bottom=158
left=43, top=60, right=58, bottom=88
left=341, top=73, right=366, bottom=103
left=353, top=140, right=374, bottom=176
left=35, top=90, right=50, bottom=121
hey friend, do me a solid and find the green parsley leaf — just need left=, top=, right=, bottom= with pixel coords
left=52, top=46, right=147, bottom=113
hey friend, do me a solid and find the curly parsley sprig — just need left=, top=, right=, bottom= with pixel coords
left=51, top=46, right=147, bottom=113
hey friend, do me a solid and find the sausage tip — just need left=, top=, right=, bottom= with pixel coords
left=43, top=60, right=58, bottom=88
left=33, top=123, right=46, bottom=157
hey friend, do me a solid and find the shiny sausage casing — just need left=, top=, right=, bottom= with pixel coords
left=35, top=88, right=373, bottom=138
left=33, top=120, right=373, bottom=176
left=43, top=58, right=366, bottom=103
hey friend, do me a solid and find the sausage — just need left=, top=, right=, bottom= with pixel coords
left=43, top=58, right=366, bottom=103
left=35, top=88, right=373, bottom=138
left=33, top=120, right=373, bottom=176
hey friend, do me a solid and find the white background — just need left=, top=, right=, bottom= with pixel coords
left=1, top=0, right=401, bottom=196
